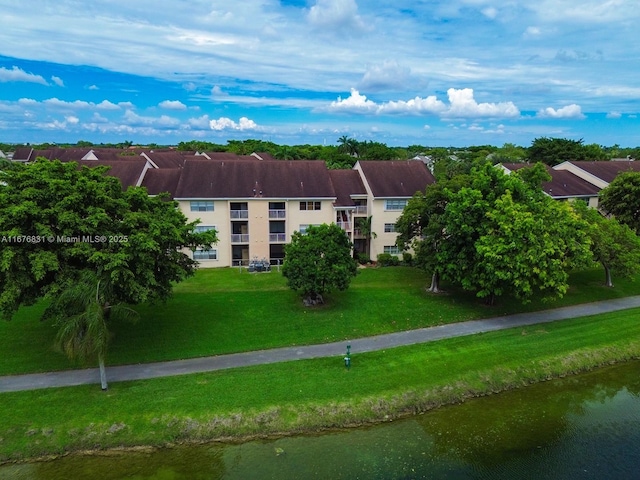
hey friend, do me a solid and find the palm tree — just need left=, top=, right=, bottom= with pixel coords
left=355, top=216, right=377, bottom=258
left=53, top=271, right=137, bottom=390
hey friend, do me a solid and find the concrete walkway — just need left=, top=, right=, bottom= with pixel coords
left=2, top=296, right=640, bottom=393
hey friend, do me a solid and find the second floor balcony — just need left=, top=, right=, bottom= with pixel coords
left=231, top=234, right=250, bottom=243
left=269, top=209, right=286, bottom=219
left=269, top=233, right=287, bottom=243
left=230, top=210, right=249, bottom=219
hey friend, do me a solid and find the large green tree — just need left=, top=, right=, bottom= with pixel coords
left=599, top=171, right=640, bottom=234
left=0, top=160, right=216, bottom=387
left=282, top=223, right=358, bottom=305
left=395, top=174, right=469, bottom=292
left=572, top=200, right=640, bottom=287
left=528, top=137, right=589, bottom=166
left=439, top=163, right=591, bottom=304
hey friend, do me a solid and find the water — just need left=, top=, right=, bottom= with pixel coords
left=2, top=361, right=640, bottom=479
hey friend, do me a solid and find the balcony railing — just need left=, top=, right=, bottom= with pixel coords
left=336, top=221, right=351, bottom=231
left=353, top=205, right=368, bottom=215
left=230, top=234, right=250, bottom=243
left=269, top=209, right=286, bottom=219
left=269, top=233, right=287, bottom=243
left=230, top=210, right=249, bottom=219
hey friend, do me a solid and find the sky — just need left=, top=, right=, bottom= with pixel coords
left=1, top=0, right=639, bottom=148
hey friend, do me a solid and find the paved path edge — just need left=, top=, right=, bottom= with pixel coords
left=2, top=296, right=640, bottom=393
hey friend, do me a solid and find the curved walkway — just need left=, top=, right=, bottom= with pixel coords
left=2, top=296, right=640, bottom=393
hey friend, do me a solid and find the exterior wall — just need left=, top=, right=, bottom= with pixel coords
left=287, top=199, right=334, bottom=235
left=177, top=199, right=229, bottom=267
left=178, top=197, right=334, bottom=268
left=369, top=199, right=406, bottom=259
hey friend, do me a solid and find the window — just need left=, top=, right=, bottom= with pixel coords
left=193, top=248, right=218, bottom=260
left=384, top=199, right=408, bottom=211
left=300, top=201, right=321, bottom=211
left=190, top=201, right=214, bottom=212
left=384, top=223, right=396, bottom=233
left=298, top=224, right=320, bottom=234
left=384, top=245, right=401, bottom=255
left=194, top=225, right=216, bottom=233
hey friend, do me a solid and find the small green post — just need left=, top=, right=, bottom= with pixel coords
left=344, top=343, right=351, bottom=369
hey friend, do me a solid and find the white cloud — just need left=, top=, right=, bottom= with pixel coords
left=96, top=100, right=121, bottom=110
left=158, top=100, right=187, bottom=110
left=606, top=111, right=622, bottom=119
left=358, top=60, right=412, bottom=91
left=445, top=88, right=520, bottom=118
left=88, top=85, right=99, bottom=90
left=537, top=104, right=586, bottom=119
left=51, top=75, right=64, bottom=87
left=65, top=115, right=79, bottom=124
left=209, top=116, right=259, bottom=131
left=482, top=7, right=498, bottom=19
left=524, top=26, right=541, bottom=37
left=307, top=0, right=366, bottom=32
left=0, top=66, right=48, bottom=85
left=379, top=96, right=447, bottom=115
left=329, top=87, right=519, bottom=119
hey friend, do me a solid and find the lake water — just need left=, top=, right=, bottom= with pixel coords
left=2, top=361, right=639, bottom=479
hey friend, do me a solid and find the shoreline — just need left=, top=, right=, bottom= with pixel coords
left=3, top=342, right=638, bottom=466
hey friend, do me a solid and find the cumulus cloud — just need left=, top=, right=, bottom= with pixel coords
left=158, top=100, right=187, bottom=110
left=606, top=111, right=622, bottom=119
left=330, top=89, right=378, bottom=113
left=537, top=104, right=585, bottom=119
left=444, top=88, right=520, bottom=118
left=0, top=66, right=48, bottom=85
left=482, top=7, right=498, bottom=19
left=51, top=75, right=64, bottom=87
left=209, top=116, right=259, bottom=131
left=307, top=0, right=366, bottom=32
left=330, top=87, right=519, bottom=119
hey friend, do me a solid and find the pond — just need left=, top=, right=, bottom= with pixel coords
left=2, top=361, right=639, bottom=479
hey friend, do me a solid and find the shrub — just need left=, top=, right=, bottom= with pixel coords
left=377, top=253, right=400, bottom=267
left=357, top=253, right=371, bottom=264
left=402, top=252, right=413, bottom=266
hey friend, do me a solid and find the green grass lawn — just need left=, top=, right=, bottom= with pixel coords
left=1, top=307, right=639, bottom=462
left=1, top=266, right=639, bottom=376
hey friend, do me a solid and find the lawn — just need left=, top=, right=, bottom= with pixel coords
left=1, top=307, right=639, bottom=462
left=1, top=266, right=639, bottom=376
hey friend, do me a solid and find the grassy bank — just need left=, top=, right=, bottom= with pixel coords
left=1, top=267, right=639, bottom=376
left=1, top=307, right=639, bottom=463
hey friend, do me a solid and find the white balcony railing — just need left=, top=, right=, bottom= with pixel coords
left=230, top=234, right=250, bottom=243
left=269, top=209, right=286, bottom=219
left=269, top=233, right=287, bottom=243
left=336, top=221, right=351, bottom=231
left=230, top=210, right=249, bottom=219
left=353, top=205, right=368, bottom=215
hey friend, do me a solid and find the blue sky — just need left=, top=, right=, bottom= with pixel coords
left=1, top=0, right=639, bottom=147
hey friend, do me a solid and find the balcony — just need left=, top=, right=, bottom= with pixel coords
left=336, top=221, right=352, bottom=231
left=230, top=210, right=249, bottom=219
left=269, top=233, right=287, bottom=243
left=353, top=205, right=368, bottom=215
left=231, top=234, right=250, bottom=243
left=269, top=209, right=286, bottom=219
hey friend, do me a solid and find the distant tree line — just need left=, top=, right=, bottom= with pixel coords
left=3, top=138, right=639, bottom=172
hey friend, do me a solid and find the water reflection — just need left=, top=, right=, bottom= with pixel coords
left=2, top=361, right=639, bottom=480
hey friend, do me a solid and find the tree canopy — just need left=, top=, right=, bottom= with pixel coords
left=396, top=162, right=591, bottom=304
left=282, top=223, right=358, bottom=305
left=0, top=160, right=216, bottom=320
left=599, top=171, right=640, bottom=234
left=572, top=200, right=640, bottom=287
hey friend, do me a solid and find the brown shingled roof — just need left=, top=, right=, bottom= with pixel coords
left=141, top=168, right=182, bottom=197
left=174, top=159, right=336, bottom=199
left=76, top=159, right=149, bottom=189
left=357, top=160, right=435, bottom=198
left=500, top=162, right=601, bottom=198
left=328, top=170, right=366, bottom=207
left=566, top=160, right=640, bottom=184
